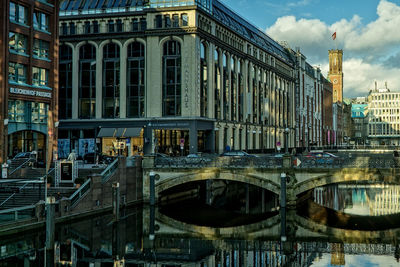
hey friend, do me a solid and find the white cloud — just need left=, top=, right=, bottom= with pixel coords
left=265, top=0, right=400, bottom=98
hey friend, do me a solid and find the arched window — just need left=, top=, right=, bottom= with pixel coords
left=127, top=42, right=145, bottom=117
left=79, top=44, right=96, bottom=119
left=200, top=43, right=207, bottom=117
left=59, top=45, right=72, bottom=119
left=103, top=43, right=120, bottom=118
left=162, top=40, right=181, bottom=116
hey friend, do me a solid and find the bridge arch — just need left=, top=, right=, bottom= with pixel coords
left=293, top=169, right=391, bottom=196
left=155, top=170, right=280, bottom=197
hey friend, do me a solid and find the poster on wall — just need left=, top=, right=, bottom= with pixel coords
left=58, top=139, right=71, bottom=159
left=78, top=139, right=95, bottom=157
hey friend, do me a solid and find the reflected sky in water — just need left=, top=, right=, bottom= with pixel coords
left=313, top=184, right=400, bottom=216
left=311, top=254, right=400, bottom=267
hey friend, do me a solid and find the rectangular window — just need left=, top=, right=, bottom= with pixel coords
left=31, top=102, right=48, bottom=124
left=33, top=39, right=50, bottom=59
left=84, top=21, right=91, bottom=34
left=9, top=32, right=27, bottom=55
left=33, top=11, right=49, bottom=32
left=10, top=2, right=28, bottom=25
left=132, top=18, right=139, bottom=31
left=8, top=100, right=25, bottom=122
left=140, top=18, right=147, bottom=30
left=32, top=67, right=49, bottom=87
left=164, top=15, right=171, bottom=28
left=61, top=23, right=68, bottom=35
left=108, top=20, right=114, bottom=32
left=172, top=14, right=179, bottom=27
left=69, top=22, right=75, bottom=34
left=116, top=19, right=122, bottom=32
left=181, top=14, right=188, bottom=26
left=93, top=21, right=99, bottom=33
left=8, top=62, right=27, bottom=84
left=155, top=15, right=162, bottom=28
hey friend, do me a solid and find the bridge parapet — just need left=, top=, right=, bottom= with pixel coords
left=152, top=156, right=396, bottom=169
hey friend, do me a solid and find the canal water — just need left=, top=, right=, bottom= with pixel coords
left=1, top=182, right=400, bottom=266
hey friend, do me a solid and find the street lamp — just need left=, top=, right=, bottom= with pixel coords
left=284, top=128, right=290, bottom=154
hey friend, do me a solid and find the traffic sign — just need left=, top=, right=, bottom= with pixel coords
left=180, top=138, right=185, bottom=144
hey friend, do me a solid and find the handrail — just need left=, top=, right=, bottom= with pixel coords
left=0, top=182, right=30, bottom=207
left=0, top=168, right=55, bottom=208
left=9, top=158, right=33, bottom=176
left=68, top=178, right=91, bottom=208
left=101, top=158, right=119, bottom=184
left=0, top=204, right=36, bottom=225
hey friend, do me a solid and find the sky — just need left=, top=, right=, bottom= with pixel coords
left=221, top=0, right=400, bottom=98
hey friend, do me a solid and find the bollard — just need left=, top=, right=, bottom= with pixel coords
left=149, top=171, right=155, bottom=206
left=280, top=172, right=287, bottom=242
left=46, top=196, right=56, bottom=250
left=112, top=183, right=120, bottom=221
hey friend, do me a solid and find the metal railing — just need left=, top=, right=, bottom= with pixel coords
left=0, top=182, right=30, bottom=208
left=0, top=205, right=36, bottom=225
left=69, top=179, right=91, bottom=208
left=8, top=158, right=34, bottom=176
left=101, top=158, right=119, bottom=184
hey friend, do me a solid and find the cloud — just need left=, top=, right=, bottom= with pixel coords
left=287, top=0, right=312, bottom=8
left=265, top=0, right=400, bottom=98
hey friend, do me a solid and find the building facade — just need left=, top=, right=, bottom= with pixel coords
left=322, top=76, right=333, bottom=146
left=0, top=0, right=59, bottom=165
left=350, top=97, right=368, bottom=146
left=367, top=87, right=400, bottom=146
left=58, top=0, right=297, bottom=157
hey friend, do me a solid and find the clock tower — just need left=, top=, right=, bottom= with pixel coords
left=328, top=49, right=343, bottom=103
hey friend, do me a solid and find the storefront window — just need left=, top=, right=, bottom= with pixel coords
left=31, top=102, right=48, bottom=124
left=162, top=40, right=181, bottom=116
left=127, top=42, right=145, bottom=118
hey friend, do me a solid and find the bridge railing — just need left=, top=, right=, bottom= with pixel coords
left=295, top=156, right=396, bottom=169
left=154, top=156, right=283, bottom=168
left=154, top=155, right=397, bottom=169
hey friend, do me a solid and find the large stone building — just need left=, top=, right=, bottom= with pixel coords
left=57, top=0, right=298, bottom=157
left=0, top=0, right=59, bottom=165
left=290, top=49, right=325, bottom=150
left=367, top=85, right=400, bottom=146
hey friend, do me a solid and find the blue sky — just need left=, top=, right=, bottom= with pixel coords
left=221, top=0, right=400, bottom=98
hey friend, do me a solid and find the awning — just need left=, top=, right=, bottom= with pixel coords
left=97, top=127, right=142, bottom=138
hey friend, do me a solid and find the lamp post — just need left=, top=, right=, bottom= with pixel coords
left=284, top=128, right=290, bottom=155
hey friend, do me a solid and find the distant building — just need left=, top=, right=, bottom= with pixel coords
left=350, top=97, right=368, bottom=146
left=367, top=85, right=400, bottom=146
left=322, top=76, right=333, bottom=146
left=0, top=0, right=59, bottom=165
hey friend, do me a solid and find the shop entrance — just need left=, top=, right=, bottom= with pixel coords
left=8, top=130, right=46, bottom=161
left=154, top=129, right=208, bottom=156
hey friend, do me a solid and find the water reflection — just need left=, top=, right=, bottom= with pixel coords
left=3, top=182, right=400, bottom=266
left=312, top=184, right=400, bottom=216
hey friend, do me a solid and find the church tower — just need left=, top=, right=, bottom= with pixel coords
left=328, top=50, right=343, bottom=103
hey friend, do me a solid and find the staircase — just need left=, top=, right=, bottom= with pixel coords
left=0, top=183, right=76, bottom=210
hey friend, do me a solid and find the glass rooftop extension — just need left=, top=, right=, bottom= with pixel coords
left=60, top=0, right=293, bottom=65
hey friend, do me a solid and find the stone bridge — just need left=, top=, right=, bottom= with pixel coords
left=142, top=155, right=400, bottom=205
